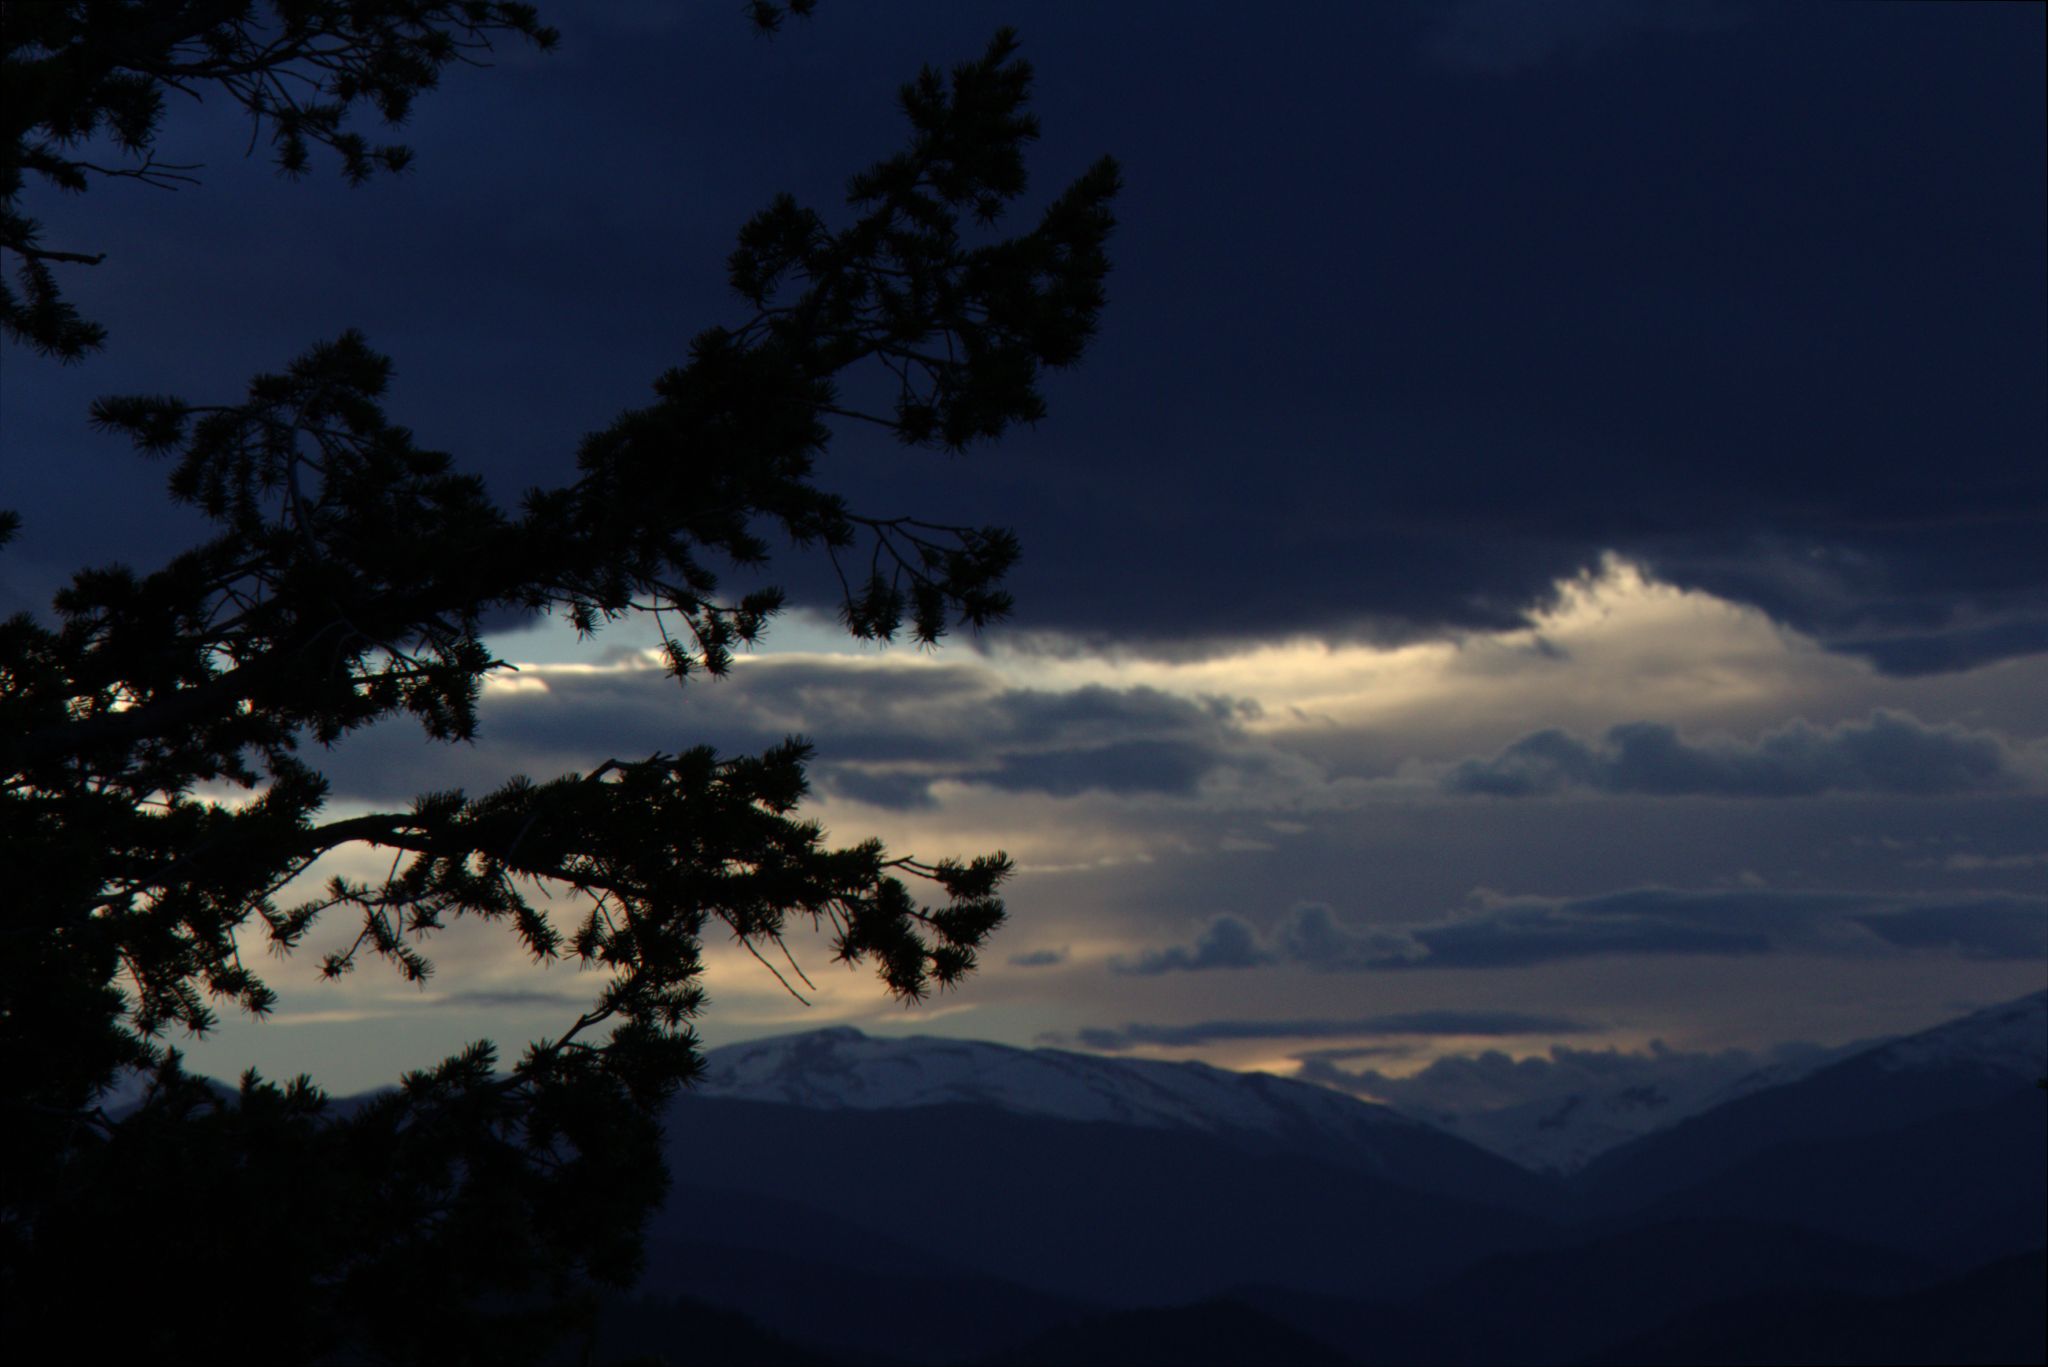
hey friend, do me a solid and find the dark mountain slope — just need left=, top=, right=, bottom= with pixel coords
left=1230, top=1218, right=1935, bottom=1366
left=1583, top=1247, right=2048, bottom=1366
left=697, top=1028, right=1563, bottom=1218
left=1578, top=991, right=2046, bottom=1216
left=641, top=1232, right=1100, bottom=1366
left=579, top=1292, right=830, bottom=1367
left=981, top=1298, right=1352, bottom=1367
left=1635, top=1087, right=2047, bottom=1270
left=659, top=1097, right=1560, bottom=1306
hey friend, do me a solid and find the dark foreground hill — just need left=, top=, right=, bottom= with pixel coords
left=655, top=1097, right=1561, bottom=1307
left=1225, top=1218, right=1938, bottom=1367
left=982, top=1298, right=1351, bottom=1367
left=1618, top=1087, right=2046, bottom=1270
left=1585, top=1247, right=2048, bottom=1366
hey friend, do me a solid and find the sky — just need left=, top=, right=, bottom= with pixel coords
left=5, top=0, right=2044, bottom=1112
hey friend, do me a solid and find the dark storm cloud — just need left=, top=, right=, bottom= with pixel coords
left=969, top=5, right=2043, bottom=676
left=1070, top=1011, right=1595, bottom=1052
left=747, top=673, right=1263, bottom=805
left=1121, top=890, right=2048, bottom=975
left=1641, top=535, right=2048, bottom=680
left=974, top=738, right=1222, bottom=799
left=1445, top=711, right=2025, bottom=798
left=1419, top=0, right=1740, bottom=75
left=1833, top=620, right=2048, bottom=679
left=11, top=6, right=2041, bottom=680
left=311, top=659, right=1260, bottom=808
left=817, top=767, right=943, bottom=810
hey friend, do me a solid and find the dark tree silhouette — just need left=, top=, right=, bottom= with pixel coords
left=0, top=4, right=1116, bottom=1360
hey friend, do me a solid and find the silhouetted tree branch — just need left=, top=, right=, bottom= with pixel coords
left=1, top=11, right=1116, bottom=1361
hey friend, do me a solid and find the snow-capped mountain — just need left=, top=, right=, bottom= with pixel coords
left=668, top=1028, right=1565, bottom=1307
left=1422, top=1038, right=1878, bottom=1175
left=700, top=1024, right=1426, bottom=1139
left=702, top=991, right=2045, bottom=1179
left=1430, top=1075, right=1759, bottom=1177
left=1863, top=989, right=2047, bottom=1077
left=1577, top=988, right=2048, bottom=1231
left=691, top=1024, right=1563, bottom=1216
left=1347, top=992, right=2043, bottom=1174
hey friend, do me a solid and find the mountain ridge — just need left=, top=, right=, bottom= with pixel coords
left=699, top=1025, right=1433, bottom=1136
left=1578, top=989, right=2047, bottom=1209
left=699, top=989, right=2046, bottom=1177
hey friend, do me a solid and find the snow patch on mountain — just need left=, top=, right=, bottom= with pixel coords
left=698, top=993, right=2043, bottom=1176
left=698, top=1026, right=1426, bottom=1142
left=1378, top=990, right=2046, bottom=1173
left=1421, top=1046, right=1867, bottom=1175
left=1298, top=1035, right=1877, bottom=1175
left=1863, top=989, right=2047, bottom=1077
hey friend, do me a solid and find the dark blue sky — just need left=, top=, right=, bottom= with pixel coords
left=4, top=0, right=2043, bottom=1096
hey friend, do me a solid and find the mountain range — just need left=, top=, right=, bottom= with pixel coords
left=609, top=989, right=2045, bottom=1364
left=1401, top=1036, right=1877, bottom=1175
left=98, top=990, right=2045, bottom=1362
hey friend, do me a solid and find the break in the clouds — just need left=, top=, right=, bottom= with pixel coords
left=1068, top=1010, right=1595, bottom=1053
left=1118, top=890, right=2048, bottom=976
left=1444, top=711, right=2031, bottom=798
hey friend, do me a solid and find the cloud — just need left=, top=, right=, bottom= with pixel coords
left=315, top=656, right=1265, bottom=809
left=1111, top=914, right=1275, bottom=975
left=1939, top=852, right=2048, bottom=873
left=1418, top=0, right=1740, bottom=74
left=427, top=988, right=595, bottom=1011
left=1854, top=898, right=2048, bottom=961
left=818, top=767, right=942, bottom=810
left=1118, top=888, right=2048, bottom=975
left=1833, top=618, right=2048, bottom=678
left=19, top=6, right=2043, bottom=691
left=1276, top=903, right=1431, bottom=969
left=1298, top=1035, right=1853, bottom=1120
left=975, top=737, right=1224, bottom=799
left=1397, top=892, right=1777, bottom=967
left=1073, top=1010, right=1596, bottom=1052
left=1008, top=948, right=1069, bottom=969
left=1445, top=711, right=2025, bottom=798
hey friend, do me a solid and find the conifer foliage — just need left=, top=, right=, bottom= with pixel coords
left=1, top=4, right=1117, bottom=1360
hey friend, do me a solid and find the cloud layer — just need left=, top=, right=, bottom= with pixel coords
left=316, top=655, right=1266, bottom=810
left=1295, top=1035, right=1858, bottom=1121
left=1445, top=712, right=2026, bottom=798
left=1117, top=890, right=2048, bottom=976
left=1070, top=1010, right=1595, bottom=1052
left=1420, top=0, right=1740, bottom=75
